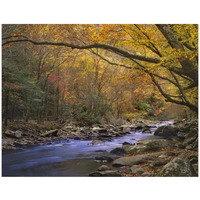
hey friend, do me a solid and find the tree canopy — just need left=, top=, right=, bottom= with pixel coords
left=2, top=24, right=198, bottom=125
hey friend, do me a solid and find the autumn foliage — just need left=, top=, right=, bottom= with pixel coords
left=2, top=24, right=198, bottom=125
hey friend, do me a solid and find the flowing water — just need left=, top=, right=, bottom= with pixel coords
left=2, top=121, right=173, bottom=176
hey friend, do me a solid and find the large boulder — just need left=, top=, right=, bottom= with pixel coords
left=157, top=156, right=196, bottom=177
left=154, top=125, right=179, bottom=137
left=123, top=139, right=171, bottom=154
left=113, top=152, right=166, bottom=167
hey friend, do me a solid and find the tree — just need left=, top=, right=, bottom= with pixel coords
left=2, top=24, right=198, bottom=116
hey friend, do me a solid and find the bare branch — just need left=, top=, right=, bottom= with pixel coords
left=150, top=73, right=198, bottom=112
left=2, top=37, right=161, bottom=64
left=169, top=71, right=189, bottom=103
left=134, top=24, right=162, bottom=57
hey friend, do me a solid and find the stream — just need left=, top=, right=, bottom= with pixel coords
left=2, top=121, right=173, bottom=176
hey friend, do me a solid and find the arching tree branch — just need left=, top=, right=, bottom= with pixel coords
left=2, top=37, right=161, bottom=64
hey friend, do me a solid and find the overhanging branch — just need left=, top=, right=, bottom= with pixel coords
left=2, top=37, right=161, bottom=64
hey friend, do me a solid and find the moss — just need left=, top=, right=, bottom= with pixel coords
left=156, top=156, right=196, bottom=177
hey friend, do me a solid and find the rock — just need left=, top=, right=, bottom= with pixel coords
left=63, top=125, right=73, bottom=130
left=2, top=139, right=11, bottom=149
left=135, top=126, right=143, bottom=131
left=192, top=138, right=198, bottom=148
left=186, top=129, right=198, bottom=138
left=95, top=150, right=107, bottom=152
left=122, top=142, right=131, bottom=145
left=192, top=164, right=198, bottom=176
left=41, top=129, right=58, bottom=137
left=153, top=159, right=167, bottom=166
left=186, top=145, right=193, bottom=150
left=176, top=135, right=185, bottom=141
left=89, top=170, right=121, bottom=177
left=110, top=148, right=125, bottom=155
left=95, top=156, right=114, bottom=162
left=178, top=144, right=186, bottom=149
left=142, top=128, right=152, bottom=134
left=188, top=155, right=198, bottom=164
left=4, top=130, right=18, bottom=138
left=118, top=166, right=131, bottom=173
left=120, top=124, right=134, bottom=129
left=70, top=131, right=83, bottom=139
left=110, top=130, right=117, bottom=135
left=122, top=131, right=131, bottom=135
left=158, top=154, right=167, bottom=159
left=98, top=165, right=111, bottom=171
left=190, top=157, right=198, bottom=164
left=167, top=152, right=176, bottom=156
left=146, top=125, right=157, bottom=128
left=74, top=136, right=81, bottom=140
left=142, top=172, right=152, bottom=177
left=99, top=129, right=108, bottom=134
left=98, top=137, right=113, bottom=142
left=113, top=152, right=166, bottom=167
left=123, top=139, right=171, bottom=154
left=130, top=165, right=145, bottom=174
left=15, top=130, right=22, bottom=138
left=61, top=126, right=74, bottom=132
left=79, top=127, right=86, bottom=133
left=179, top=120, right=198, bottom=133
left=109, top=125, right=115, bottom=129
left=183, top=135, right=197, bottom=146
left=4, top=130, right=22, bottom=139
left=157, top=156, right=196, bottom=177
left=2, top=139, right=8, bottom=144
left=123, top=127, right=131, bottom=132
left=92, top=127, right=100, bottom=132
left=154, top=125, right=179, bottom=137
left=14, top=141, right=28, bottom=147
left=115, top=133, right=122, bottom=137
left=98, top=134, right=112, bottom=138
left=82, top=136, right=92, bottom=140
left=89, top=140, right=103, bottom=145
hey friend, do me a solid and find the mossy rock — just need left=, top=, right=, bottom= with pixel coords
left=123, top=139, right=171, bottom=154
left=156, top=156, right=196, bottom=177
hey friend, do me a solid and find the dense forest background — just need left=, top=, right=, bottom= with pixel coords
left=2, top=24, right=198, bottom=126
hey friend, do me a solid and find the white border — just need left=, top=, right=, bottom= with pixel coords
left=1, top=1, right=200, bottom=200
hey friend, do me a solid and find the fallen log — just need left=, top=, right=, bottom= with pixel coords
left=41, top=129, right=58, bottom=137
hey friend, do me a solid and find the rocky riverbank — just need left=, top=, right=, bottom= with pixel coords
left=2, top=119, right=160, bottom=150
left=89, top=119, right=198, bottom=177
left=2, top=119, right=198, bottom=177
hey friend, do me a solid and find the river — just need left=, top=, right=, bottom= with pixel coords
left=2, top=121, right=173, bottom=176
